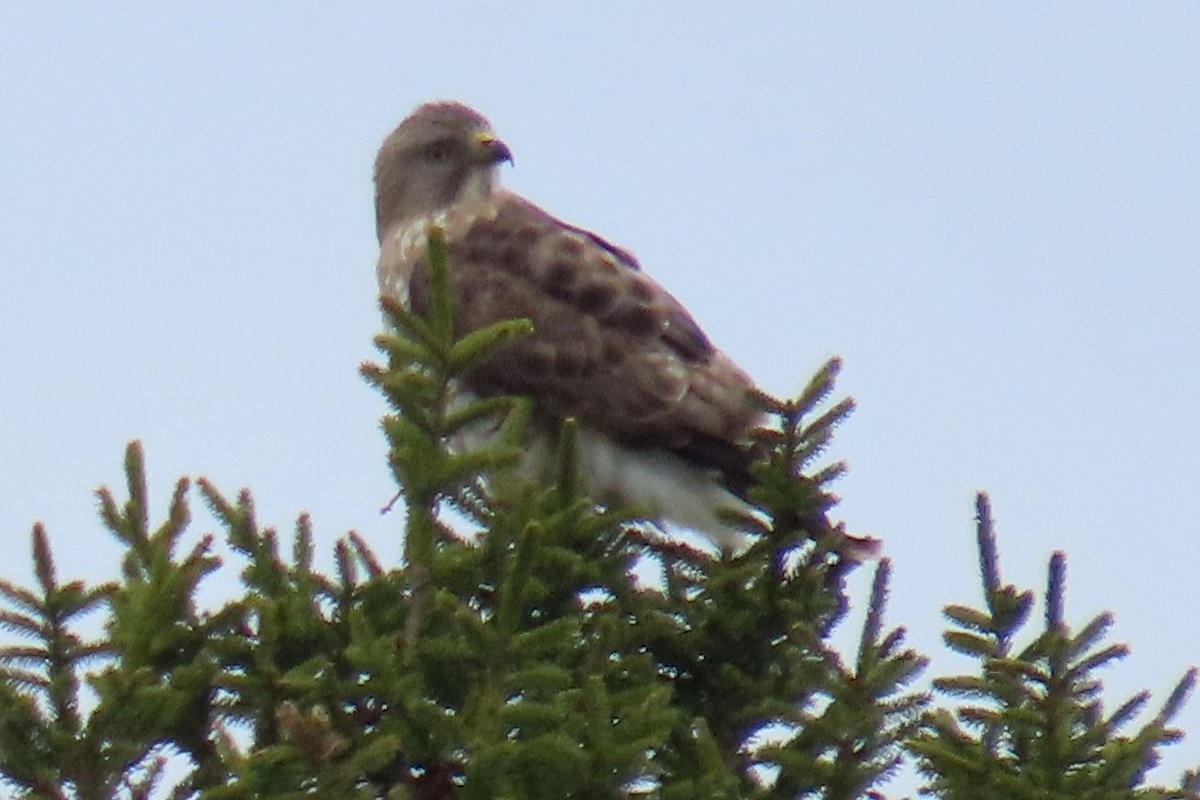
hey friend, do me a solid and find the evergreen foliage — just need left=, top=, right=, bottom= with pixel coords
left=911, top=494, right=1198, bottom=799
left=0, top=229, right=1192, bottom=797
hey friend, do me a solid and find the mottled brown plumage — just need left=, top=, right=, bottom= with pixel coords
left=374, top=101, right=772, bottom=549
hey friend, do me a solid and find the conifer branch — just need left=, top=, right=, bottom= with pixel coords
left=913, top=493, right=1197, bottom=799
left=1, top=237, right=1192, bottom=797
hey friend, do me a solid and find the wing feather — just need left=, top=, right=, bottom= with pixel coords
left=408, top=192, right=761, bottom=481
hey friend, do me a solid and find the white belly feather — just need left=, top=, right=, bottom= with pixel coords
left=449, top=391, right=752, bottom=553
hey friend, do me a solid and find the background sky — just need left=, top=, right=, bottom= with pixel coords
left=1, top=3, right=1197, bottom=794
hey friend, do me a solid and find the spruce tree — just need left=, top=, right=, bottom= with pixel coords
left=911, top=494, right=1198, bottom=799
left=0, top=231, right=1191, bottom=798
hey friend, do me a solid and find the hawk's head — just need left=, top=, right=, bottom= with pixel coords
left=374, top=101, right=514, bottom=242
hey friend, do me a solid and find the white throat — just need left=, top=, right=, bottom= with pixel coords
left=459, top=166, right=499, bottom=204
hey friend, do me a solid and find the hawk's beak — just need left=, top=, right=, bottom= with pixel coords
left=473, top=130, right=513, bottom=165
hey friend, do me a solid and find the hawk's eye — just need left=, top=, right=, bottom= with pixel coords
left=425, top=140, right=455, bottom=163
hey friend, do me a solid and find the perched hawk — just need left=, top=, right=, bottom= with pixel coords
left=374, top=101, right=856, bottom=555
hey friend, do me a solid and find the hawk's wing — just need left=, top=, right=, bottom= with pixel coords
left=407, top=192, right=762, bottom=486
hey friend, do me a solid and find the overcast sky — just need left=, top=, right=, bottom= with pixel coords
left=1, top=3, right=1197, bottom=794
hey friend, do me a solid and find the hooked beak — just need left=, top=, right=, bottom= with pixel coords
left=473, top=130, right=513, bottom=165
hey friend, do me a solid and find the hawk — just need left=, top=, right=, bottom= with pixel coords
left=373, top=101, right=866, bottom=556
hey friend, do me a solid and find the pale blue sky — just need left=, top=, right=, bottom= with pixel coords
left=1, top=3, right=1197, bottom=793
